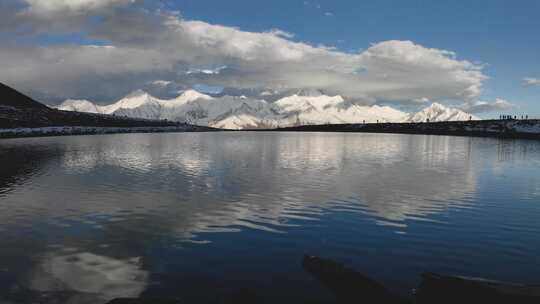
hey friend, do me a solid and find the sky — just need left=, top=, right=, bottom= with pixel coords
left=0, top=0, right=539, bottom=117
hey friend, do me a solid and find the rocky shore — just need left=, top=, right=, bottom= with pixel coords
left=272, top=119, right=540, bottom=139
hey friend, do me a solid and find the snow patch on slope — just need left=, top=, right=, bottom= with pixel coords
left=57, top=99, right=102, bottom=114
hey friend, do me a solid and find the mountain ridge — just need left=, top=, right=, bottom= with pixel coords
left=57, top=90, right=479, bottom=129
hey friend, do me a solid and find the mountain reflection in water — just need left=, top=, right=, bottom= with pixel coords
left=0, top=132, right=539, bottom=303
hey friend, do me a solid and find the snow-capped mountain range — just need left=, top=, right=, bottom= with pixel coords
left=55, top=90, right=478, bottom=129
left=407, top=102, right=475, bottom=123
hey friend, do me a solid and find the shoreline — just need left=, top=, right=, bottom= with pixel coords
left=0, top=125, right=217, bottom=139
left=1, top=119, right=539, bottom=140
left=261, top=119, right=540, bottom=140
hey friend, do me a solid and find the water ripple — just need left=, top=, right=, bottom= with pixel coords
left=1, top=133, right=540, bottom=302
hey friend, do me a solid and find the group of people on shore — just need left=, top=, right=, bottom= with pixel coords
left=500, top=115, right=529, bottom=120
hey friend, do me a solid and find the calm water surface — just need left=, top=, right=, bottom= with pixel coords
left=0, top=132, right=539, bottom=303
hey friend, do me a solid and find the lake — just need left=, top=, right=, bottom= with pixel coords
left=1, top=132, right=539, bottom=303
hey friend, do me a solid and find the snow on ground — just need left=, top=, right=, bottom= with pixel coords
left=512, top=122, right=540, bottom=133
left=462, top=120, right=540, bottom=134
left=0, top=125, right=205, bottom=138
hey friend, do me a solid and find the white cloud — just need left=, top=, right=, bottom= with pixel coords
left=414, top=97, right=430, bottom=103
left=5, top=0, right=137, bottom=34
left=524, top=77, right=540, bottom=86
left=462, top=98, right=514, bottom=113
left=150, top=80, right=172, bottom=87
left=355, top=40, right=486, bottom=101
left=324, top=12, right=334, bottom=17
left=0, top=2, right=489, bottom=106
left=186, top=66, right=227, bottom=75
left=267, top=29, right=295, bottom=39
left=22, top=0, right=134, bottom=16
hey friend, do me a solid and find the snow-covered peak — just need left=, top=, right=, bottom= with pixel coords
left=163, top=90, right=213, bottom=107
left=367, top=105, right=409, bottom=120
left=408, top=103, right=478, bottom=122
left=102, top=90, right=160, bottom=114
left=178, top=89, right=213, bottom=101
left=56, top=99, right=101, bottom=113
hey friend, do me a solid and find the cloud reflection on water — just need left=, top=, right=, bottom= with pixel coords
left=1, top=133, right=540, bottom=303
left=2, top=133, right=479, bottom=235
left=28, top=252, right=148, bottom=304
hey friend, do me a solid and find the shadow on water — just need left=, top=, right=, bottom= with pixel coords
left=0, top=141, right=58, bottom=196
left=100, top=255, right=540, bottom=303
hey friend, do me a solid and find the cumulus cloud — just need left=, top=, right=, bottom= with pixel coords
left=462, top=98, right=514, bottom=113
left=0, top=0, right=137, bottom=34
left=0, top=0, right=490, bottom=106
left=22, top=0, right=134, bottom=16
left=524, top=77, right=540, bottom=86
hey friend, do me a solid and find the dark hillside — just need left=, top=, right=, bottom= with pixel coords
left=0, top=82, right=212, bottom=130
left=0, top=83, right=49, bottom=110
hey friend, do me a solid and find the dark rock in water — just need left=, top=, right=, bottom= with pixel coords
left=107, top=299, right=181, bottom=304
left=302, top=255, right=408, bottom=303
left=416, top=272, right=540, bottom=304
left=303, top=255, right=540, bottom=304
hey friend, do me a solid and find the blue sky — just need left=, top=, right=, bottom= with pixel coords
left=171, top=0, right=540, bottom=116
left=1, top=0, right=539, bottom=117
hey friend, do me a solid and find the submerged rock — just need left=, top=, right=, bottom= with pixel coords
left=302, top=255, right=408, bottom=303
